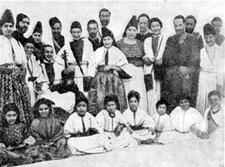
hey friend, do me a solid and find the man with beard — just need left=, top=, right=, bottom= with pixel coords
left=49, top=17, right=65, bottom=54
left=162, top=15, right=200, bottom=112
left=185, top=15, right=204, bottom=106
left=87, top=19, right=101, bottom=51
left=136, top=13, right=152, bottom=42
left=12, top=13, right=30, bottom=46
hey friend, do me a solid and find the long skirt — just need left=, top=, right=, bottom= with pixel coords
left=196, top=71, right=218, bottom=114
left=0, top=64, right=32, bottom=126
left=146, top=71, right=161, bottom=116
left=88, top=71, right=127, bottom=116
left=67, top=134, right=110, bottom=155
left=123, top=64, right=147, bottom=113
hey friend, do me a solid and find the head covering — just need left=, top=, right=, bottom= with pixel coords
left=71, top=21, right=82, bottom=31
left=101, top=27, right=114, bottom=39
left=33, top=98, right=55, bottom=118
left=203, top=23, right=216, bottom=36
left=75, top=92, right=89, bottom=106
left=49, top=16, right=61, bottom=28
left=32, top=21, right=43, bottom=34
left=2, top=103, right=20, bottom=126
left=25, top=37, right=35, bottom=45
left=16, top=13, right=29, bottom=29
left=61, top=65, right=75, bottom=80
left=0, top=9, right=14, bottom=27
left=122, top=15, right=138, bottom=37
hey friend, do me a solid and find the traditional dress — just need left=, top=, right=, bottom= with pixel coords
left=87, top=46, right=129, bottom=116
left=12, top=30, right=27, bottom=46
left=203, top=105, right=224, bottom=134
left=52, top=35, right=65, bottom=55
left=162, top=33, right=200, bottom=112
left=144, top=34, right=167, bottom=115
left=117, top=39, right=147, bottom=112
left=96, top=109, right=138, bottom=149
left=26, top=53, right=44, bottom=105
left=64, top=112, right=110, bottom=154
left=170, top=106, right=207, bottom=133
left=0, top=123, right=33, bottom=166
left=152, top=113, right=172, bottom=132
left=196, top=44, right=224, bottom=114
left=28, top=116, right=70, bottom=161
left=39, top=60, right=75, bottom=112
left=88, top=37, right=101, bottom=51
left=0, top=35, right=31, bottom=126
left=136, top=32, right=152, bottom=43
left=57, top=37, right=93, bottom=94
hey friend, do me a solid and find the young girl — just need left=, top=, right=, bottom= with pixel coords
left=0, top=103, right=33, bottom=166
left=87, top=27, right=130, bottom=116
left=123, top=90, right=155, bottom=136
left=64, top=92, right=110, bottom=155
left=28, top=98, right=70, bottom=162
left=96, top=94, right=138, bottom=149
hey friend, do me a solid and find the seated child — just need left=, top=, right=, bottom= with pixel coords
left=64, top=92, right=110, bottom=155
left=123, top=90, right=155, bottom=135
left=204, top=90, right=224, bottom=134
left=96, top=94, right=138, bottom=149
left=152, top=99, right=172, bottom=143
left=0, top=103, right=33, bottom=166
left=28, top=98, right=70, bottom=162
left=170, top=94, right=208, bottom=138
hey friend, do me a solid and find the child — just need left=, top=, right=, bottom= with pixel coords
left=28, top=98, right=70, bottom=162
left=96, top=94, right=138, bottom=149
left=152, top=99, right=172, bottom=143
left=204, top=90, right=224, bottom=134
left=170, top=94, right=207, bottom=138
left=64, top=92, right=110, bottom=155
left=0, top=103, right=33, bottom=166
left=123, top=90, right=155, bottom=135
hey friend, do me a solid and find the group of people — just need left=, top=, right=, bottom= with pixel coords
left=0, top=7, right=224, bottom=166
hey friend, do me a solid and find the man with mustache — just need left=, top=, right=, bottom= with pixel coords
left=162, top=15, right=200, bottom=112
left=49, top=17, right=65, bottom=54
left=87, top=19, right=101, bottom=51
left=12, top=13, right=30, bottom=46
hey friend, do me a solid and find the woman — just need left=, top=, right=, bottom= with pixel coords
left=0, top=9, right=31, bottom=126
left=64, top=92, right=110, bottom=155
left=144, top=17, right=167, bottom=116
left=203, top=90, right=224, bottom=134
left=29, top=21, right=45, bottom=63
left=56, top=21, right=93, bottom=94
left=196, top=23, right=224, bottom=114
left=117, top=16, right=147, bottom=113
left=87, top=27, right=129, bottom=116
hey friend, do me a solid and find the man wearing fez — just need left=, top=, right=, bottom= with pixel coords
left=12, top=13, right=30, bottom=46
left=49, top=17, right=65, bottom=54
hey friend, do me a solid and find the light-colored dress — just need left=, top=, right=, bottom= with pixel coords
left=96, top=109, right=138, bottom=150
left=64, top=112, right=110, bottom=154
left=152, top=112, right=172, bottom=132
left=117, top=39, right=147, bottom=113
left=196, top=44, right=224, bottom=114
left=144, top=35, right=167, bottom=116
left=56, top=37, right=93, bottom=94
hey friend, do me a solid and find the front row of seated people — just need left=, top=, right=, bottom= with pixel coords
left=0, top=90, right=224, bottom=166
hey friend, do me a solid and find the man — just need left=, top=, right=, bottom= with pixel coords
left=162, top=15, right=200, bottom=112
left=49, top=17, right=65, bottom=54
left=12, top=13, right=30, bottom=46
left=185, top=15, right=204, bottom=106
left=136, top=13, right=152, bottom=42
left=87, top=19, right=101, bottom=51
left=211, top=17, right=224, bottom=46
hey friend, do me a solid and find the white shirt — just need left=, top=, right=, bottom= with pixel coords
left=152, top=112, right=172, bottom=132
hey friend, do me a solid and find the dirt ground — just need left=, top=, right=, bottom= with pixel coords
left=21, top=127, right=224, bottom=167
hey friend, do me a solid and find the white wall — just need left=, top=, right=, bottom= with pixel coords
left=1, top=0, right=225, bottom=44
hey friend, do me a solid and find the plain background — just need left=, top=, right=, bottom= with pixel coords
left=1, top=0, right=225, bottom=45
